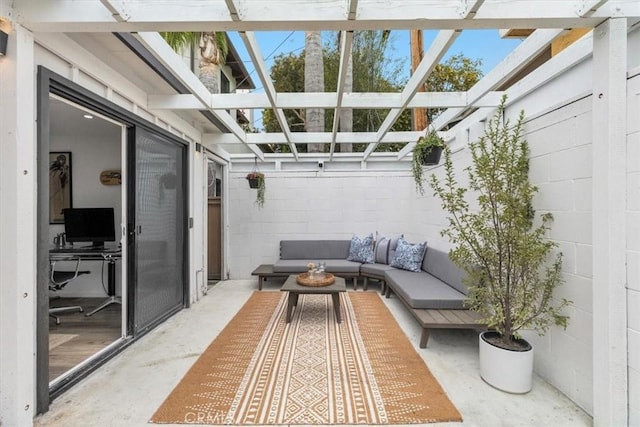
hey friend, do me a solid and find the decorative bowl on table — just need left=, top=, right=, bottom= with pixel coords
left=296, top=272, right=335, bottom=287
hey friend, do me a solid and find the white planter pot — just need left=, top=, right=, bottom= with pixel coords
left=479, top=331, right=534, bottom=394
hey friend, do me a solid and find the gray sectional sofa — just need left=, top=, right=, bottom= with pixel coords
left=262, top=239, right=485, bottom=347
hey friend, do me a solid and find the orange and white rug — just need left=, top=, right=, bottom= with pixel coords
left=151, top=291, right=461, bottom=425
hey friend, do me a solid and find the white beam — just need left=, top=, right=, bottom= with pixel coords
left=431, top=28, right=565, bottom=131
left=364, top=29, right=460, bottom=159
left=135, top=32, right=264, bottom=160
left=150, top=91, right=505, bottom=110
left=591, top=17, right=628, bottom=427
left=15, top=0, right=639, bottom=32
left=238, top=31, right=298, bottom=158
left=457, top=0, right=486, bottom=18
left=330, top=29, right=354, bottom=157
left=204, top=131, right=422, bottom=146
left=0, top=22, right=37, bottom=426
left=577, top=0, right=609, bottom=17
left=99, top=0, right=130, bottom=22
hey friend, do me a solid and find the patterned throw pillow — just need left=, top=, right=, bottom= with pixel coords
left=347, top=233, right=375, bottom=264
left=374, top=233, right=403, bottom=264
left=390, top=238, right=427, bottom=272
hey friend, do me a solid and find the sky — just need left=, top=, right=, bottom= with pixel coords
left=227, top=30, right=522, bottom=129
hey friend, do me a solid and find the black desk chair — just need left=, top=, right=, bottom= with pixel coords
left=49, top=259, right=90, bottom=325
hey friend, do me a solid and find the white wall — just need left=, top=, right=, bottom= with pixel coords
left=227, top=170, right=431, bottom=278
left=522, top=96, right=595, bottom=413
left=49, top=126, right=123, bottom=297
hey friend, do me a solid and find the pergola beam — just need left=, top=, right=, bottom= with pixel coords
left=330, top=30, right=354, bottom=158
left=14, top=0, right=631, bottom=32
left=204, top=131, right=422, bottom=146
left=149, top=91, right=505, bottom=110
left=135, top=32, right=265, bottom=160
left=430, top=27, right=566, bottom=132
left=363, top=29, right=460, bottom=159
left=238, top=30, right=299, bottom=158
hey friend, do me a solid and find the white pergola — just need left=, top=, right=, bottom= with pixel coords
left=10, top=0, right=639, bottom=165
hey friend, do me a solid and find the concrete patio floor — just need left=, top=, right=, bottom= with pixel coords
left=35, top=278, right=592, bottom=427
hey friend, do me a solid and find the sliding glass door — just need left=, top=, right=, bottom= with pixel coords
left=128, top=127, right=187, bottom=334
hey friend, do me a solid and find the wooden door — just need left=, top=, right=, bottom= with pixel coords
left=207, top=197, right=221, bottom=280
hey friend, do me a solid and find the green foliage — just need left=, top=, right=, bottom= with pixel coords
left=429, top=96, right=570, bottom=348
left=246, top=172, right=265, bottom=208
left=263, top=31, right=408, bottom=152
left=412, top=130, right=445, bottom=195
left=426, top=53, right=483, bottom=124
left=160, top=32, right=228, bottom=64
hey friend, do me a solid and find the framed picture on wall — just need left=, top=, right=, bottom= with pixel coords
left=49, top=152, right=72, bottom=224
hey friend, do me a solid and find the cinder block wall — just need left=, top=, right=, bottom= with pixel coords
left=521, top=96, right=595, bottom=413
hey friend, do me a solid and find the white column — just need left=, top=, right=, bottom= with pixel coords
left=591, top=17, right=628, bottom=427
left=0, top=23, right=37, bottom=426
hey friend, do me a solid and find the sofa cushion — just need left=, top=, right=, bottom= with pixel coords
left=347, top=234, right=374, bottom=264
left=421, top=247, right=468, bottom=295
left=360, top=262, right=395, bottom=279
left=280, top=240, right=351, bottom=260
left=385, top=269, right=466, bottom=309
left=390, top=238, right=427, bottom=272
left=273, top=259, right=361, bottom=274
left=374, top=233, right=403, bottom=264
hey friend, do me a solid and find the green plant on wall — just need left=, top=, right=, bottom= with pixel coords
left=429, top=95, right=570, bottom=350
left=412, top=129, right=445, bottom=195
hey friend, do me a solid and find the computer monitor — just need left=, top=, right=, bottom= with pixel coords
left=63, top=207, right=116, bottom=248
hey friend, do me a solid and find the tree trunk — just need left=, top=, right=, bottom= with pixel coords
left=305, top=31, right=325, bottom=153
left=199, top=32, right=221, bottom=94
left=339, top=53, right=353, bottom=153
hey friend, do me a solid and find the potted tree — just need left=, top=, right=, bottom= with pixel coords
left=246, top=172, right=265, bottom=208
left=429, top=96, right=570, bottom=393
left=412, top=129, right=446, bottom=195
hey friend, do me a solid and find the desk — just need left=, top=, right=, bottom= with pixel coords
left=49, top=245, right=122, bottom=317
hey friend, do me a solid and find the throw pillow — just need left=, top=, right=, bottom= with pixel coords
left=390, top=238, right=427, bottom=272
left=374, top=232, right=403, bottom=264
left=347, top=233, right=374, bottom=264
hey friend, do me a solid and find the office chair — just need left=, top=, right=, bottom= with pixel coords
left=49, top=259, right=90, bottom=325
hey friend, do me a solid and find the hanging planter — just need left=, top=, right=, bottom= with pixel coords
left=412, top=129, right=446, bottom=195
left=246, top=172, right=263, bottom=189
left=245, top=163, right=265, bottom=208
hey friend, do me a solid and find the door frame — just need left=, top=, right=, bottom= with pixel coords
left=36, top=66, right=190, bottom=413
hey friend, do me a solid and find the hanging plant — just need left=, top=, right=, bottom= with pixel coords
left=412, top=129, right=445, bottom=195
left=246, top=172, right=265, bottom=208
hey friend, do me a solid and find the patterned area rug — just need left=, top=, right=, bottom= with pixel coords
left=151, top=291, right=461, bottom=425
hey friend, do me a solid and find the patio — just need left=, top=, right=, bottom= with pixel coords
left=34, top=279, right=591, bottom=427
left=1, top=1, right=639, bottom=426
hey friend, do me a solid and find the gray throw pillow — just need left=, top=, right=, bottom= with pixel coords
left=374, top=233, right=403, bottom=264
left=347, top=233, right=374, bottom=264
left=390, top=238, right=427, bottom=272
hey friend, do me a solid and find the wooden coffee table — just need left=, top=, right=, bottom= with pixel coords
left=280, top=275, right=347, bottom=323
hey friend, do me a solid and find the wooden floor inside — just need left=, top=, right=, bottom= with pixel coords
left=49, top=297, right=121, bottom=382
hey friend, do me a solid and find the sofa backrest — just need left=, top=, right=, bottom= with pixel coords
left=280, top=240, right=351, bottom=260
left=421, top=247, right=468, bottom=295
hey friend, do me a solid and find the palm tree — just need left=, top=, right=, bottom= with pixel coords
left=304, top=31, right=325, bottom=153
left=338, top=32, right=353, bottom=153
left=161, top=32, right=229, bottom=94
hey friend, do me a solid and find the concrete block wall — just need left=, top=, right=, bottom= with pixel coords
left=627, top=73, right=640, bottom=425
left=227, top=170, right=433, bottom=279
left=521, top=96, right=594, bottom=413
